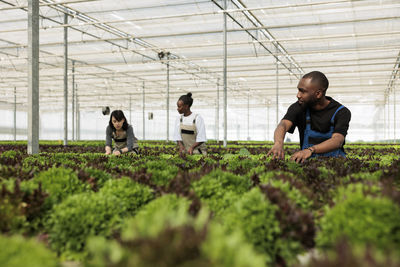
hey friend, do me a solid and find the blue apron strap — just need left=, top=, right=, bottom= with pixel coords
left=330, top=105, right=345, bottom=124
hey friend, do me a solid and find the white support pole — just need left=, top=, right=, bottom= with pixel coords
left=76, top=102, right=80, bottom=140
left=166, top=53, right=170, bottom=142
left=387, top=96, right=390, bottom=142
left=276, top=46, right=279, bottom=126
left=27, top=0, right=39, bottom=154
left=247, top=91, right=250, bottom=140
left=72, top=60, right=75, bottom=141
left=142, top=81, right=145, bottom=140
left=216, top=78, right=220, bottom=143
left=13, top=87, right=17, bottom=141
left=267, top=103, right=270, bottom=141
left=63, top=13, right=68, bottom=146
left=75, top=84, right=79, bottom=139
left=223, top=0, right=228, bottom=147
left=394, top=85, right=396, bottom=143
left=383, top=98, right=386, bottom=140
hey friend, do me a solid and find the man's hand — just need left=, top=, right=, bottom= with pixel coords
left=290, top=149, right=313, bottom=163
left=188, top=147, right=194, bottom=155
left=267, top=143, right=285, bottom=160
left=267, top=119, right=293, bottom=160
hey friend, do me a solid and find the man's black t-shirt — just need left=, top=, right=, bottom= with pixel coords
left=282, top=96, right=351, bottom=149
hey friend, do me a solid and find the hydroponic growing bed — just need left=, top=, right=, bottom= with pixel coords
left=1, top=141, right=399, bottom=267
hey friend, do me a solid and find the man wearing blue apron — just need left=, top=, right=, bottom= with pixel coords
left=267, top=71, right=351, bottom=163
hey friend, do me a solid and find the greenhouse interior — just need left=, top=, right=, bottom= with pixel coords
left=0, top=0, right=399, bottom=143
left=1, top=1, right=400, bottom=267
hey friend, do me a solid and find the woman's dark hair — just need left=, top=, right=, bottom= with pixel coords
left=109, top=110, right=129, bottom=131
left=178, top=92, right=193, bottom=107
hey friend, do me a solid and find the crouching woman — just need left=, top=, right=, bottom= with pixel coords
left=105, top=110, right=139, bottom=155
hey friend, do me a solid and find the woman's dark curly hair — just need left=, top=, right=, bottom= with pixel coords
left=109, top=110, right=129, bottom=131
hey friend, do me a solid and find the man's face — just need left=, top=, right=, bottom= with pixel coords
left=296, top=78, right=321, bottom=107
left=177, top=100, right=188, bottom=114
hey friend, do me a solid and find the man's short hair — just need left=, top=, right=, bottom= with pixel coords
left=302, top=71, right=329, bottom=92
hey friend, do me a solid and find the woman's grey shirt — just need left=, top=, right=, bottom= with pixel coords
left=105, top=124, right=137, bottom=151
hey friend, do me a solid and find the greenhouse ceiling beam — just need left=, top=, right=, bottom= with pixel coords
left=0, top=0, right=98, bottom=11
left=1, top=88, right=386, bottom=101
left=19, top=60, right=394, bottom=76
left=214, top=0, right=303, bottom=79
left=125, top=46, right=400, bottom=62
left=45, top=29, right=400, bottom=50
left=1, top=81, right=388, bottom=100
left=6, top=52, right=394, bottom=71
left=2, top=28, right=399, bottom=55
left=74, top=14, right=397, bottom=40
left=29, top=0, right=380, bottom=29
left=2, top=85, right=389, bottom=96
left=14, top=87, right=392, bottom=97
left=2, top=68, right=394, bottom=84
left=0, top=0, right=168, bottom=91
left=0, top=82, right=389, bottom=95
left=10, top=91, right=386, bottom=108
left=221, top=0, right=365, bottom=13
left=2, top=64, right=395, bottom=81
left=7, top=99, right=386, bottom=113
left=4, top=47, right=396, bottom=77
left=38, top=0, right=248, bottom=94
left=77, top=0, right=369, bottom=17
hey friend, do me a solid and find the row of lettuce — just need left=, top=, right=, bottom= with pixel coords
left=1, top=142, right=400, bottom=267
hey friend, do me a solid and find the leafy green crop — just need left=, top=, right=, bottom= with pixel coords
left=121, top=194, right=192, bottom=240
left=99, top=177, right=154, bottom=216
left=31, top=167, right=90, bottom=210
left=0, top=234, right=59, bottom=267
left=85, top=194, right=266, bottom=267
left=317, top=184, right=400, bottom=251
left=144, top=160, right=179, bottom=186
left=192, top=169, right=251, bottom=216
left=46, top=192, right=123, bottom=259
left=221, top=187, right=280, bottom=265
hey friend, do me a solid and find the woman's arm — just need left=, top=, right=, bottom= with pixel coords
left=105, top=126, right=113, bottom=154
left=125, top=125, right=134, bottom=152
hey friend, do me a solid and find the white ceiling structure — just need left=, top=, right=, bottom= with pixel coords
left=0, top=0, right=399, bottom=112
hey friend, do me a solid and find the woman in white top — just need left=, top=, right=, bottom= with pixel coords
left=173, top=93, right=207, bottom=155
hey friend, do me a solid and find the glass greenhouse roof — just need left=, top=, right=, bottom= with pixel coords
left=0, top=0, right=399, bottom=112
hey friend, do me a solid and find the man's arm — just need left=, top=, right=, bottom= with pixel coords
left=267, top=119, right=293, bottom=159
left=290, top=133, right=345, bottom=163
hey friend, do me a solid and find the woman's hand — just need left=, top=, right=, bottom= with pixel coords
left=105, top=146, right=112, bottom=155
left=113, top=150, right=121, bottom=156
